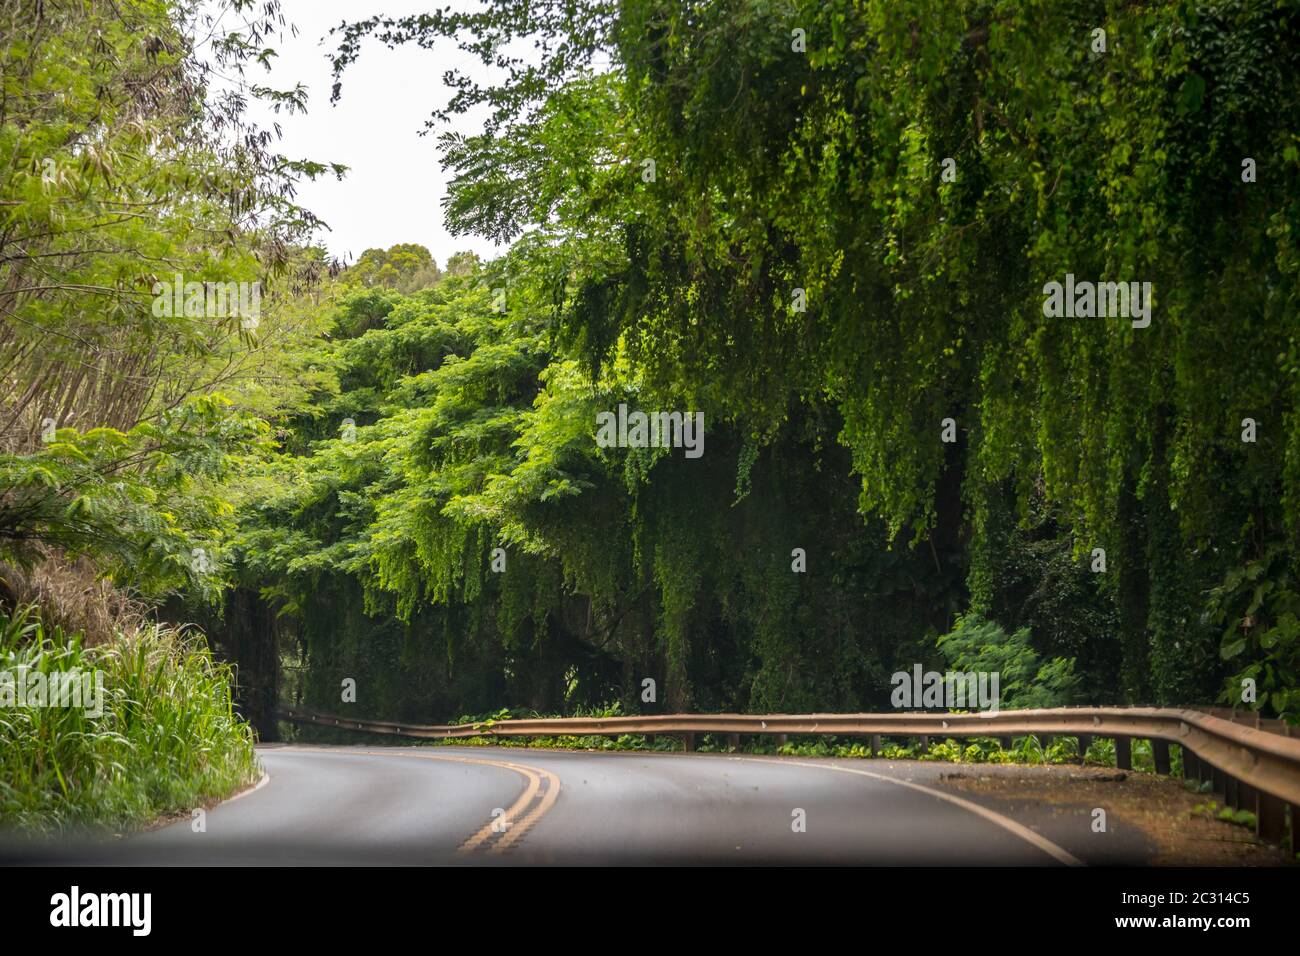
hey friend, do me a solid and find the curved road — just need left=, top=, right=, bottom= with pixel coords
left=7, top=745, right=1163, bottom=865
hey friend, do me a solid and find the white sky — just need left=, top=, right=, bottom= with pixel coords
left=212, top=0, right=516, bottom=268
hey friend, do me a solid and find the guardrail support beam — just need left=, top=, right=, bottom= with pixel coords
left=1193, top=748, right=1212, bottom=785
left=1077, top=734, right=1092, bottom=763
left=682, top=732, right=696, bottom=753
left=1255, top=790, right=1286, bottom=844
left=1115, top=735, right=1132, bottom=770
left=1152, top=739, right=1171, bottom=775
left=1237, top=780, right=1256, bottom=817
left=870, top=734, right=881, bottom=757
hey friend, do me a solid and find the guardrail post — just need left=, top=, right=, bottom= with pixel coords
left=1225, top=773, right=1240, bottom=810
left=1077, top=734, right=1092, bottom=763
left=1255, top=790, right=1286, bottom=844
left=918, top=735, right=930, bottom=752
left=1196, top=751, right=1213, bottom=785
left=998, top=736, right=1013, bottom=751
left=1152, top=739, right=1171, bottom=775
left=727, top=733, right=740, bottom=751
left=646, top=733, right=656, bottom=746
left=1211, top=764, right=1226, bottom=799
left=775, top=733, right=788, bottom=749
left=1238, top=780, right=1257, bottom=818
left=870, top=734, right=881, bottom=757
left=1115, top=735, right=1132, bottom=770
left=682, top=732, right=696, bottom=753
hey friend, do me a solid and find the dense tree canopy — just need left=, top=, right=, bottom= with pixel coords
left=6, top=1, right=1300, bottom=732
left=0, top=0, right=338, bottom=594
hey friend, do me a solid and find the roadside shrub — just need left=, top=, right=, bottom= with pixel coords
left=0, top=605, right=259, bottom=834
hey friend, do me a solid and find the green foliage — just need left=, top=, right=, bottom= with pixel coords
left=937, top=614, right=1079, bottom=709
left=345, top=245, right=443, bottom=292
left=1207, top=545, right=1300, bottom=719
left=0, top=396, right=271, bottom=599
left=272, top=0, right=1300, bottom=721
left=242, top=259, right=962, bottom=721
left=1191, top=800, right=1257, bottom=831
left=9, top=0, right=1295, bottom=741
left=1, top=0, right=338, bottom=599
left=0, top=605, right=258, bottom=833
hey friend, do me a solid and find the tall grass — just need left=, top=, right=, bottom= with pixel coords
left=0, top=604, right=259, bottom=834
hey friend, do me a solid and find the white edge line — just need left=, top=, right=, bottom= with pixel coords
left=217, top=768, right=271, bottom=806
left=728, top=755, right=1084, bottom=867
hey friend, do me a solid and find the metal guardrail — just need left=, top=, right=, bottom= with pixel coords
left=275, top=705, right=1300, bottom=848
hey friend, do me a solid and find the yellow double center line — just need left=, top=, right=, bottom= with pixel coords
left=314, top=748, right=561, bottom=854
left=451, top=753, right=561, bottom=853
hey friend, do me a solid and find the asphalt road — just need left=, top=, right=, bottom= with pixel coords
left=4, top=745, right=1157, bottom=865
